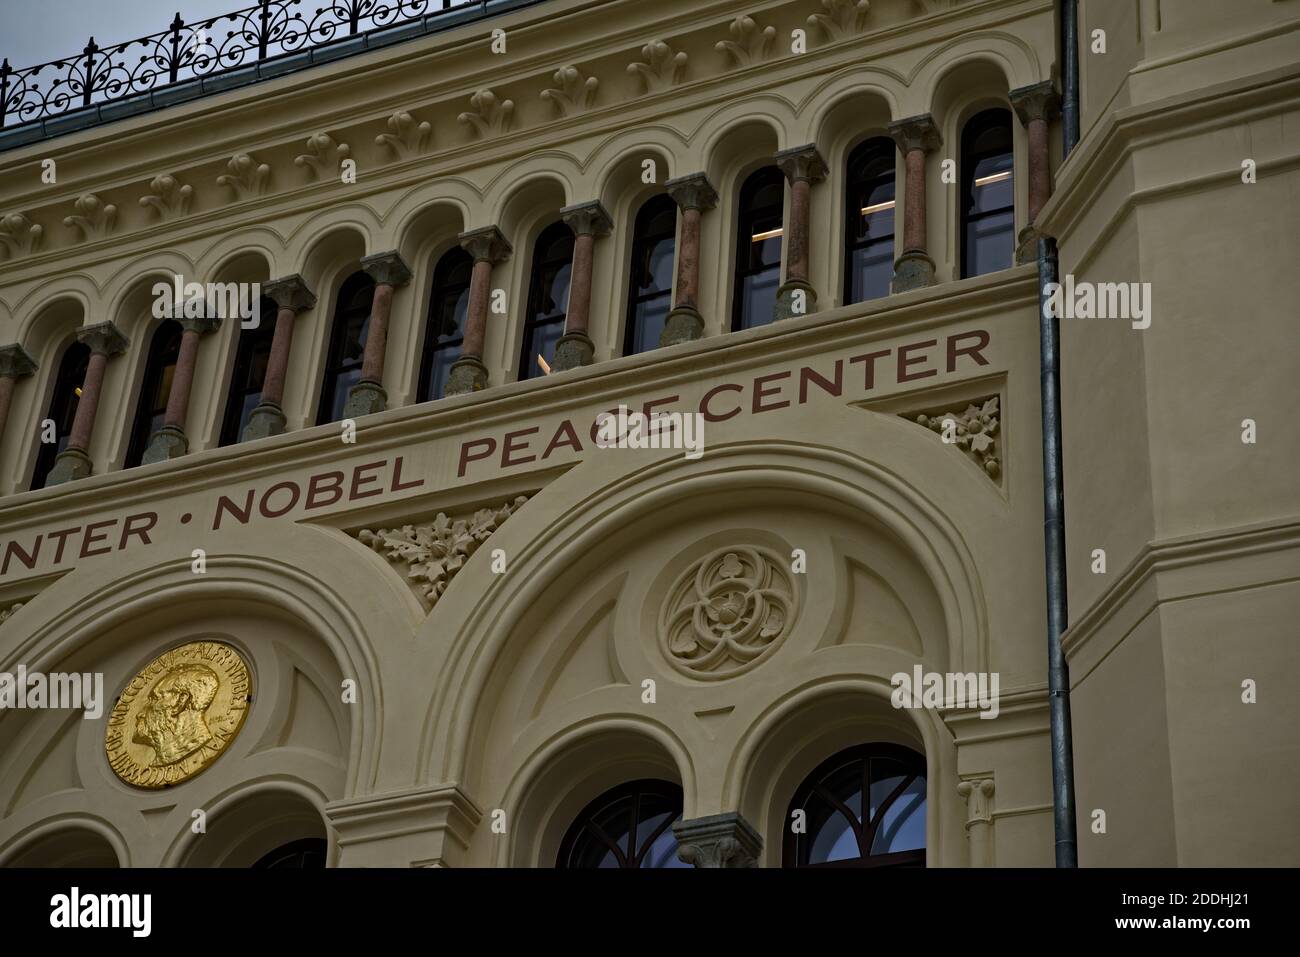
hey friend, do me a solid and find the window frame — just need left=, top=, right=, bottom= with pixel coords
left=219, top=296, right=278, bottom=446
left=556, top=779, right=686, bottom=869
left=124, top=319, right=184, bottom=469
left=30, top=340, right=91, bottom=489
left=517, top=220, right=575, bottom=381
left=315, top=270, right=376, bottom=426
left=622, top=192, right=678, bottom=357
left=730, top=165, right=786, bottom=332
left=417, top=245, right=474, bottom=403
left=959, top=107, right=1016, bottom=279
left=842, top=136, right=898, bottom=305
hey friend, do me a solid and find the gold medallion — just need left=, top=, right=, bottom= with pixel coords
left=105, top=641, right=252, bottom=789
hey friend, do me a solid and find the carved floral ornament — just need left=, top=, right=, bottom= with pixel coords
left=358, top=495, right=529, bottom=608
left=912, top=395, right=1001, bottom=481
left=659, top=546, right=797, bottom=679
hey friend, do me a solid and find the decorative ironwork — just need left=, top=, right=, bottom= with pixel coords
left=0, top=1, right=482, bottom=129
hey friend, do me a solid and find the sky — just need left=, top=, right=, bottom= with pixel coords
left=1, top=0, right=244, bottom=68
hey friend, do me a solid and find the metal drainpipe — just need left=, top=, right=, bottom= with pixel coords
left=1037, top=0, right=1081, bottom=867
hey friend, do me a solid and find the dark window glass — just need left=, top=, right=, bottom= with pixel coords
left=732, top=166, right=785, bottom=332
left=251, top=838, right=327, bottom=869
left=783, top=743, right=927, bottom=868
left=624, top=194, right=677, bottom=356
left=844, top=138, right=896, bottom=304
left=316, top=270, right=376, bottom=425
left=960, top=109, right=1015, bottom=278
left=125, top=320, right=184, bottom=469
left=519, top=221, right=573, bottom=381
left=31, top=341, right=91, bottom=489
left=557, top=780, right=689, bottom=869
left=219, top=297, right=277, bottom=446
left=418, top=247, right=473, bottom=402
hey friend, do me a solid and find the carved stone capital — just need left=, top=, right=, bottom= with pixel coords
left=560, top=200, right=613, bottom=238
left=672, top=812, right=763, bottom=868
left=957, top=777, right=996, bottom=827
left=178, top=315, right=221, bottom=336
left=361, top=250, right=413, bottom=288
left=0, top=343, right=37, bottom=379
left=1010, top=81, right=1061, bottom=126
left=665, top=172, right=718, bottom=212
left=888, top=113, right=943, bottom=155
left=76, top=321, right=129, bottom=357
left=458, top=225, right=513, bottom=264
left=262, top=274, right=317, bottom=313
left=775, top=144, right=828, bottom=184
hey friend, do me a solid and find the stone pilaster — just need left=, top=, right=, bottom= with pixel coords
left=660, top=172, right=718, bottom=346
left=343, top=250, right=413, bottom=417
left=325, top=784, right=482, bottom=868
left=242, top=274, right=316, bottom=441
left=552, top=200, right=613, bottom=372
left=957, top=776, right=996, bottom=867
left=773, top=144, right=828, bottom=321
left=0, top=343, right=38, bottom=451
left=672, top=811, right=763, bottom=868
left=446, top=226, right=512, bottom=396
left=888, top=113, right=943, bottom=292
left=45, top=321, right=130, bottom=486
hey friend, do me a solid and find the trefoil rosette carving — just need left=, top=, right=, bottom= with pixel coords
left=660, top=546, right=796, bottom=679
left=359, top=495, right=528, bottom=607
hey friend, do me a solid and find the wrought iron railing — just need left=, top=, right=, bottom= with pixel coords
left=0, top=0, right=485, bottom=129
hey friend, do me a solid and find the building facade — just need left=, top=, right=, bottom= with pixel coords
left=0, top=0, right=1296, bottom=867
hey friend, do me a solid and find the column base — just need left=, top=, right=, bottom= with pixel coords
left=444, top=355, right=488, bottom=397
left=1015, top=225, right=1046, bottom=265
left=141, top=424, right=189, bottom=465
left=891, top=250, right=937, bottom=293
left=774, top=279, right=817, bottom=321
left=44, top=447, right=93, bottom=487
left=659, top=305, right=704, bottom=347
left=550, top=331, right=594, bottom=372
left=672, top=811, right=763, bottom=868
left=241, top=401, right=287, bottom=442
left=342, top=378, right=388, bottom=418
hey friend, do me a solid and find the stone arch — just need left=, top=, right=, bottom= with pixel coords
left=0, top=818, right=128, bottom=867
left=165, top=780, right=333, bottom=867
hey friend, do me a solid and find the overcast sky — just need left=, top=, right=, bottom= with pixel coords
left=2, top=0, right=244, bottom=68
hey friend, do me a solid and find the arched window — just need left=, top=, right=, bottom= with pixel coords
left=251, top=838, right=327, bottom=869
left=418, top=246, right=473, bottom=402
left=783, top=743, right=926, bottom=868
left=960, top=108, right=1015, bottom=278
left=31, top=341, right=90, bottom=489
left=125, top=319, right=183, bottom=469
left=557, top=780, right=689, bottom=869
left=316, top=270, right=375, bottom=424
left=732, top=166, right=785, bottom=331
left=519, top=221, right=573, bottom=381
left=844, top=138, right=896, bottom=304
left=219, top=296, right=277, bottom=446
left=624, top=194, right=677, bottom=356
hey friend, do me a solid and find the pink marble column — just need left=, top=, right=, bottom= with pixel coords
left=0, top=343, right=37, bottom=454
left=552, top=200, right=613, bottom=371
left=661, top=173, right=719, bottom=347
left=242, top=274, right=317, bottom=441
left=344, top=250, right=412, bottom=417
left=1010, top=81, right=1061, bottom=263
left=774, top=144, right=828, bottom=320
left=142, top=314, right=220, bottom=464
left=446, top=225, right=512, bottom=396
left=44, top=321, right=130, bottom=486
left=887, top=113, right=942, bottom=292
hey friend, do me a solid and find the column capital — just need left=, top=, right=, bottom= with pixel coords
left=665, top=172, right=718, bottom=212
left=76, top=321, right=130, bottom=357
left=888, top=113, right=943, bottom=154
left=178, top=315, right=221, bottom=336
left=0, top=343, right=37, bottom=378
left=361, top=249, right=413, bottom=287
left=458, top=225, right=513, bottom=264
left=957, top=776, right=996, bottom=827
left=560, top=200, right=613, bottom=238
left=774, top=143, right=828, bottom=184
left=1009, top=80, right=1061, bottom=126
left=672, top=811, right=763, bottom=868
left=326, top=784, right=482, bottom=868
left=262, top=274, right=317, bottom=313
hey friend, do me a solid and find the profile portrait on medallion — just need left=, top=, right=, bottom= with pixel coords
left=105, top=640, right=252, bottom=789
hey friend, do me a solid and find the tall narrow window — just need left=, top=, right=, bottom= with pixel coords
left=783, top=743, right=926, bottom=868
left=732, top=166, right=784, bottom=331
left=557, top=780, right=689, bottom=869
left=960, top=108, right=1015, bottom=278
left=31, top=341, right=90, bottom=489
left=219, top=296, right=277, bottom=446
left=418, top=247, right=473, bottom=402
left=624, top=194, right=677, bottom=356
left=844, top=138, right=896, bottom=304
left=518, top=221, right=573, bottom=380
left=316, top=270, right=375, bottom=425
left=125, top=320, right=183, bottom=468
